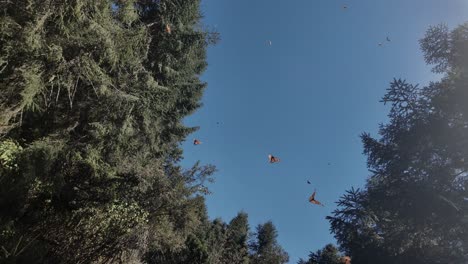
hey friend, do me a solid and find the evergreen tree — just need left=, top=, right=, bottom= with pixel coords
left=145, top=212, right=251, bottom=264
left=327, top=22, right=468, bottom=264
left=298, top=244, right=345, bottom=264
left=205, top=218, right=228, bottom=264
left=250, top=221, right=289, bottom=264
left=0, top=0, right=218, bottom=263
left=308, top=244, right=342, bottom=264
left=222, top=211, right=250, bottom=264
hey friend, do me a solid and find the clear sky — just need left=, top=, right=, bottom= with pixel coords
left=181, top=1, right=468, bottom=263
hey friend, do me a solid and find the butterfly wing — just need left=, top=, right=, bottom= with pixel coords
left=314, top=199, right=324, bottom=206
left=309, top=191, right=324, bottom=206
left=269, top=155, right=280, bottom=163
left=340, top=256, right=351, bottom=264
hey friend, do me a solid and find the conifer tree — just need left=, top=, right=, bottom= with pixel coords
left=0, top=0, right=218, bottom=262
left=297, top=244, right=342, bottom=264
left=250, top=221, right=289, bottom=264
left=205, top=218, right=228, bottom=264
left=222, top=211, right=250, bottom=264
left=327, top=22, right=468, bottom=264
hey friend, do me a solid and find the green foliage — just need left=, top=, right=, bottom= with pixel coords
left=0, top=0, right=289, bottom=263
left=326, top=22, right=468, bottom=264
left=222, top=212, right=250, bottom=264
left=205, top=218, right=228, bottom=264
left=250, top=221, right=289, bottom=264
left=298, top=244, right=343, bottom=264
left=0, top=0, right=224, bottom=263
left=0, top=139, right=22, bottom=171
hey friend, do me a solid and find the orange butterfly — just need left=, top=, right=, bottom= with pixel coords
left=268, top=154, right=280, bottom=163
left=340, top=256, right=351, bottom=264
left=193, top=139, right=202, bottom=145
left=165, top=24, right=172, bottom=34
left=309, top=190, right=324, bottom=206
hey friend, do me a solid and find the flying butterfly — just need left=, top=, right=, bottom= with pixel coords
left=268, top=154, right=280, bottom=163
left=193, top=139, right=202, bottom=145
left=165, top=24, right=172, bottom=34
left=309, top=189, right=324, bottom=206
left=340, top=256, right=351, bottom=264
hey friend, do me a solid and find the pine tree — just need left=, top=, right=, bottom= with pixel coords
left=205, top=218, right=228, bottom=264
left=308, top=244, right=342, bottom=264
left=327, top=22, right=468, bottom=264
left=298, top=244, right=346, bottom=264
left=0, top=0, right=218, bottom=263
left=222, top=211, right=250, bottom=264
left=250, top=221, right=289, bottom=264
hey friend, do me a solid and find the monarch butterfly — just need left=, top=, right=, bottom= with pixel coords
left=193, top=139, right=202, bottom=145
left=165, top=24, right=172, bottom=34
left=268, top=154, right=280, bottom=163
left=386, top=36, right=391, bottom=42
left=307, top=180, right=311, bottom=184
left=309, top=190, right=324, bottom=206
left=340, top=256, right=351, bottom=264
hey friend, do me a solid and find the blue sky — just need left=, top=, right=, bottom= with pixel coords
left=181, top=1, right=468, bottom=262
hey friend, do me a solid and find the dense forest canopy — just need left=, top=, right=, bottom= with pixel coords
left=0, top=0, right=289, bottom=263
